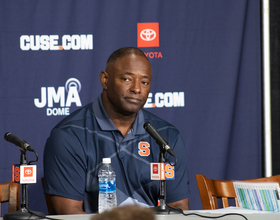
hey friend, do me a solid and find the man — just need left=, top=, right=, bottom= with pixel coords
left=43, top=47, right=190, bottom=214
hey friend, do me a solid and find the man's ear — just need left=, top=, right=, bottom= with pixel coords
left=100, top=71, right=109, bottom=89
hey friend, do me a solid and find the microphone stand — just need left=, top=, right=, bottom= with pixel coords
left=153, top=144, right=181, bottom=215
left=4, top=150, right=45, bottom=220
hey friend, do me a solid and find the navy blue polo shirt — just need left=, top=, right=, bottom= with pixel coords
left=43, top=95, right=190, bottom=213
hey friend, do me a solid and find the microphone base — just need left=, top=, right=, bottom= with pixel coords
left=153, top=206, right=182, bottom=215
left=3, top=209, right=46, bottom=220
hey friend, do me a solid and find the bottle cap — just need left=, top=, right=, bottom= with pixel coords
left=102, top=158, right=111, bottom=164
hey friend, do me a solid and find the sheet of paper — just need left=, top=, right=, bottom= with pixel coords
left=233, top=181, right=280, bottom=212
left=193, top=206, right=276, bottom=214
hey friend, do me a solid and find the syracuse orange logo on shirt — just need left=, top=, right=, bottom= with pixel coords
left=138, top=142, right=150, bottom=156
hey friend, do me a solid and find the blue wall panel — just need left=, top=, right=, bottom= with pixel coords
left=0, top=0, right=261, bottom=215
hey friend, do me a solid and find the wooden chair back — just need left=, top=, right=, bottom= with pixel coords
left=196, top=174, right=280, bottom=209
left=0, top=181, right=20, bottom=215
left=41, top=177, right=55, bottom=215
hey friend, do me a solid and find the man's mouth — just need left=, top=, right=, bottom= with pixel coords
left=125, top=97, right=142, bottom=104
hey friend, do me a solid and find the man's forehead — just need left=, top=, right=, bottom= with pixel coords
left=106, top=54, right=152, bottom=71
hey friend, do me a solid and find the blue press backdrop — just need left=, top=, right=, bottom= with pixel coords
left=0, top=0, right=261, bottom=215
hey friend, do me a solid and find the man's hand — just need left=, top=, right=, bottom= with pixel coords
left=167, top=198, right=189, bottom=210
left=51, top=195, right=86, bottom=215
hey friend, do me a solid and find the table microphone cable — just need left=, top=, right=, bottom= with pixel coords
left=26, top=205, right=249, bottom=220
left=165, top=203, right=248, bottom=220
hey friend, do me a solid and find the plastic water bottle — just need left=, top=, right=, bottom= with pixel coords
left=98, top=158, right=117, bottom=213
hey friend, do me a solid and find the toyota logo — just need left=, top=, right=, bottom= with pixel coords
left=140, top=29, right=156, bottom=41
left=25, top=169, right=32, bottom=175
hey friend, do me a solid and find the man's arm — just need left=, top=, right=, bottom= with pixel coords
left=51, top=195, right=86, bottom=215
left=44, top=129, right=88, bottom=214
left=167, top=198, right=189, bottom=210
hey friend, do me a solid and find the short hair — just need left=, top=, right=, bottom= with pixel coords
left=106, top=47, right=149, bottom=66
left=91, top=205, right=156, bottom=220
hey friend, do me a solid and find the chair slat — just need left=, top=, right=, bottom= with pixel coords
left=0, top=181, right=20, bottom=214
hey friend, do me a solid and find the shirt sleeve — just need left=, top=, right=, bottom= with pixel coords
left=43, top=127, right=87, bottom=201
left=165, top=132, right=191, bottom=203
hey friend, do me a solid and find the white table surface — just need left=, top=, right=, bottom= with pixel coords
left=2, top=207, right=280, bottom=220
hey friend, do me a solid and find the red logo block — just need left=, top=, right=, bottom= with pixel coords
left=153, top=164, right=159, bottom=174
left=24, top=167, right=33, bottom=177
left=137, top=23, right=159, bottom=47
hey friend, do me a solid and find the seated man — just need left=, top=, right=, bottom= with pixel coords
left=43, top=47, right=190, bottom=214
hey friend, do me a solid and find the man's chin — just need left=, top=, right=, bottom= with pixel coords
left=121, top=106, right=143, bottom=116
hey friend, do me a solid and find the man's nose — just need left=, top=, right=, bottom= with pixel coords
left=130, top=80, right=141, bottom=94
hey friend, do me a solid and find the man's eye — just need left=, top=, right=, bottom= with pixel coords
left=123, top=78, right=129, bottom=81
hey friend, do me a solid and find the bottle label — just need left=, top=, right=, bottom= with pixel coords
left=99, top=180, right=116, bottom=193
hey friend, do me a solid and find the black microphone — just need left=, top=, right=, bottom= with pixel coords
left=143, top=122, right=175, bottom=156
left=4, top=132, right=34, bottom=152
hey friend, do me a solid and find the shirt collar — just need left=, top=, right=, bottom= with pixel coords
left=92, top=94, right=146, bottom=135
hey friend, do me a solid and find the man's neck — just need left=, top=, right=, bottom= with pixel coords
left=101, top=94, right=137, bottom=137
left=112, top=118, right=134, bottom=137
